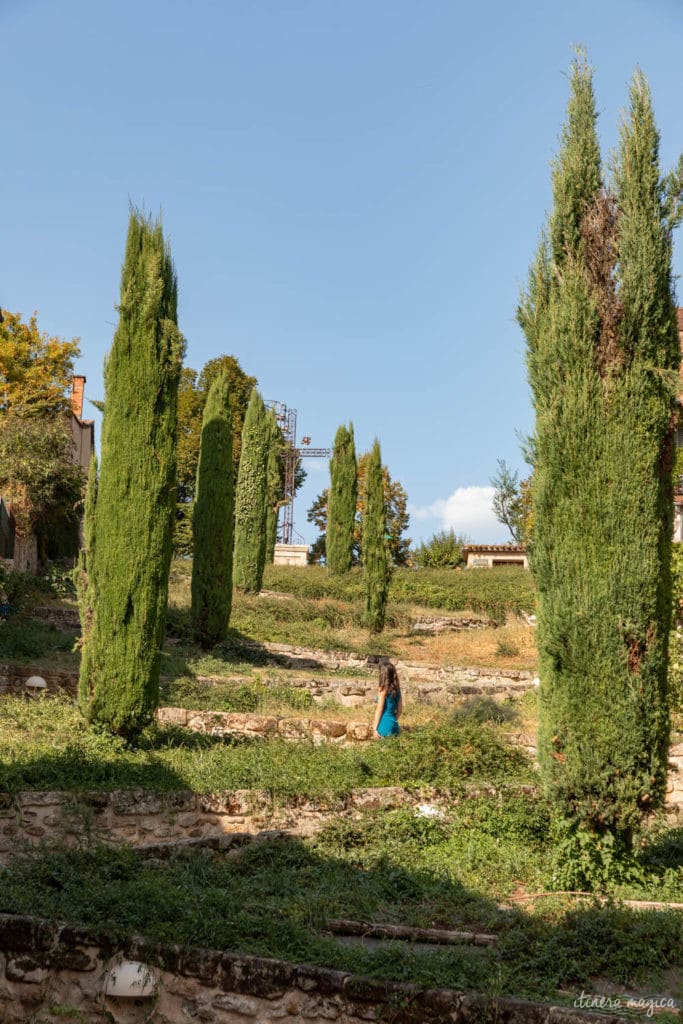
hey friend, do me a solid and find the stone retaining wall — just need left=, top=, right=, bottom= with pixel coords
left=0, top=912, right=622, bottom=1024
left=0, top=660, right=535, bottom=707
left=0, top=787, right=425, bottom=858
left=0, top=663, right=78, bottom=697
left=157, top=707, right=375, bottom=744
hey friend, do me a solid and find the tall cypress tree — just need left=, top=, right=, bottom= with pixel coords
left=264, top=409, right=281, bottom=565
left=519, top=56, right=680, bottom=872
left=76, top=451, right=97, bottom=704
left=327, top=423, right=357, bottom=574
left=233, top=388, right=269, bottom=592
left=79, top=210, right=183, bottom=739
left=191, top=372, right=234, bottom=648
left=362, top=439, right=390, bottom=632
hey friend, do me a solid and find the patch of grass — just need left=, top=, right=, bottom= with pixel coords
left=495, top=638, right=520, bottom=657
left=0, top=615, right=76, bottom=661
left=0, top=695, right=534, bottom=796
left=160, top=676, right=315, bottom=713
left=259, top=565, right=536, bottom=622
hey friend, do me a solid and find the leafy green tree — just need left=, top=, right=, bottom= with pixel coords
left=191, top=373, right=234, bottom=648
left=413, top=529, right=468, bottom=568
left=363, top=440, right=390, bottom=632
left=490, top=460, right=525, bottom=543
left=0, top=415, right=84, bottom=554
left=308, top=454, right=410, bottom=566
left=233, top=389, right=269, bottom=592
left=519, top=56, right=682, bottom=878
left=0, top=310, right=80, bottom=416
left=327, top=423, right=357, bottom=574
left=79, top=209, right=184, bottom=739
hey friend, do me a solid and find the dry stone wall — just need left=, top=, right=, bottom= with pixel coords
left=0, top=786, right=429, bottom=859
left=0, top=912, right=625, bottom=1024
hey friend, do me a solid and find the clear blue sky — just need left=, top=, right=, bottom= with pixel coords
left=2, top=0, right=683, bottom=545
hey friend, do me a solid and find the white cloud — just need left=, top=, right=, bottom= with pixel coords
left=411, top=485, right=508, bottom=543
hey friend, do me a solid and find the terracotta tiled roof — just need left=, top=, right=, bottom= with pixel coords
left=463, top=544, right=527, bottom=553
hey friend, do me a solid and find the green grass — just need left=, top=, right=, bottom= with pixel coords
left=0, top=695, right=534, bottom=796
left=0, top=614, right=76, bottom=662
left=1, top=803, right=681, bottom=1002
left=260, top=564, right=536, bottom=622
left=159, top=675, right=316, bottom=713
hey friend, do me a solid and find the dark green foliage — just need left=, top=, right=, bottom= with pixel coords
left=191, top=374, right=234, bottom=648
left=362, top=440, right=390, bottom=631
left=233, top=389, right=269, bottom=592
left=264, top=410, right=281, bottom=564
left=413, top=529, right=467, bottom=568
left=327, top=423, right=357, bottom=574
left=76, top=453, right=97, bottom=693
left=79, top=210, right=184, bottom=740
left=520, top=56, right=680, bottom=858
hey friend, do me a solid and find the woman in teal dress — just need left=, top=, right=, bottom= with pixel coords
left=372, top=662, right=403, bottom=738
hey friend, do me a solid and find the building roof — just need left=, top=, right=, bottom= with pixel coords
left=462, top=544, right=527, bottom=553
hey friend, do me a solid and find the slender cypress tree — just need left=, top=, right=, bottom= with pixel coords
left=191, top=372, right=234, bottom=648
left=76, top=452, right=97, bottom=705
left=327, top=423, right=357, bottom=574
left=233, top=388, right=269, bottom=592
left=79, top=210, right=183, bottom=739
left=362, top=440, right=390, bottom=632
left=519, top=56, right=680, bottom=872
left=264, top=409, right=281, bottom=564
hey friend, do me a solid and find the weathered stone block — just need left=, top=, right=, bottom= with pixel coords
left=213, top=992, right=259, bottom=1016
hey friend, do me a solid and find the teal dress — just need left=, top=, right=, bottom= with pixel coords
left=377, top=689, right=401, bottom=737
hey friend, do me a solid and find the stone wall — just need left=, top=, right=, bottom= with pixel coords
left=0, top=786, right=441, bottom=858
left=0, top=663, right=78, bottom=698
left=0, top=913, right=622, bottom=1024
left=157, top=707, right=375, bottom=744
left=0, top=658, right=535, bottom=706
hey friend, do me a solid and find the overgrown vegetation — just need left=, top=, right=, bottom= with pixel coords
left=1, top=804, right=681, bottom=1001
left=262, top=564, right=535, bottom=622
left=0, top=695, right=532, bottom=795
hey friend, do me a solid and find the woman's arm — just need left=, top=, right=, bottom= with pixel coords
left=372, top=690, right=386, bottom=736
left=396, top=693, right=403, bottom=719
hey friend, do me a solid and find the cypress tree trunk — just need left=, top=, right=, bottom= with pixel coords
left=191, top=373, right=234, bottom=648
left=327, top=423, right=357, bottom=574
left=233, top=388, right=269, bottom=592
left=362, top=439, right=390, bottom=632
left=79, top=210, right=183, bottom=739
left=264, top=409, right=280, bottom=565
left=519, top=56, right=679, bottom=873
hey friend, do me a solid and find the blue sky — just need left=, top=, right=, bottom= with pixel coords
left=2, top=0, right=683, bottom=546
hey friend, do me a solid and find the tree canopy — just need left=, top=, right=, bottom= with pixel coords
left=307, top=452, right=410, bottom=566
left=0, top=310, right=80, bottom=417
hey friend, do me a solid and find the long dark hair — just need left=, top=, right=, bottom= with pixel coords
left=378, top=662, right=400, bottom=697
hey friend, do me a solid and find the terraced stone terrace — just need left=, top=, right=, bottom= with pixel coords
left=0, top=565, right=682, bottom=1020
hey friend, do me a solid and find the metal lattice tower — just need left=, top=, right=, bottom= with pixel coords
left=266, top=400, right=331, bottom=544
